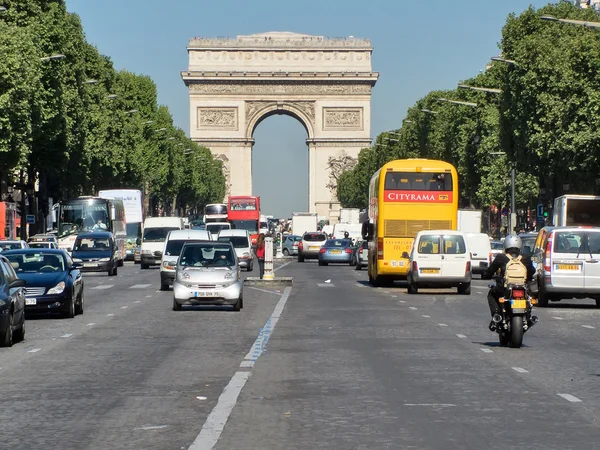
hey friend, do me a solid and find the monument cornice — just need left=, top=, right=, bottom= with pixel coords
left=187, top=35, right=372, bottom=51
left=306, top=138, right=372, bottom=147
left=182, top=71, right=378, bottom=83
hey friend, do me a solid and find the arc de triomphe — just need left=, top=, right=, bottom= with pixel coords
left=181, top=32, right=378, bottom=221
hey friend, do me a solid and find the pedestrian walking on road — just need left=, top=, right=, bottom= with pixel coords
left=256, top=233, right=266, bottom=279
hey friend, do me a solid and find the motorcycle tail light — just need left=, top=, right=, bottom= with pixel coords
left=512, top=289, right=525, bottom=299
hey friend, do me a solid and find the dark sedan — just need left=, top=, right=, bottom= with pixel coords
left=318, top=239, right=354, bottom=266
left=3, top=249, right=84, bottom=318
left=71, top=232, right=119, bottom=276
left=0, top=255, right=26, bottom=347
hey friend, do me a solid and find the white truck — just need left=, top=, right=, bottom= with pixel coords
left=339, top=208, right=360, bottom=224
left=457, top=209, right=482, bottom=233
left=292, top=212, right=318, bottom=236
left=553, top=195, right=600, bottom=227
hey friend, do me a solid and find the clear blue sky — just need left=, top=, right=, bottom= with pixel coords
left=66, top=0, right=550, bottom=218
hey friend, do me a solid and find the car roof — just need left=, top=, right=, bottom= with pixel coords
left=2, top=248, right=67, bottom=255
left=218, top=229, right=248, bottom=236
left=168, top=230, right=212, bottom=239
left=182, top=240, right=232, bottom=246
left=0, top=240, right=24, bottom=244
left=416, top=229, right=466, bottom=236
left=542, top=226, right=600, bottom=232
left=77, top=231, right=113, bottom=239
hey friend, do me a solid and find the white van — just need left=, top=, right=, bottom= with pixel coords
left=332, top=223, right=362, bottom=241
left=159, top=229, right=213, bottom=290
left=141, top=217, right=184, bottom=269
left=217, top=229, right=253, bottom=271
left=407, top=230, right=472, bottom=295
left=465, top=232, right=492, bottom=277
left=205, top=222, right=231, bottom=239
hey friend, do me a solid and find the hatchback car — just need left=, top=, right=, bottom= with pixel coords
left=172, top=241, right=243, bottom=311
left=28, top=241, right=59, bottom=249
left=353, top=240, right=369, bottom=270
left=318, top=239, right=354, bottom=266
left=0, top=240, right=28, bottom=252
left=3, top=249, right=84, bottom=318
left=298, top=232, right=327, bottom=262
left=0, top=254, right=26, bottom=347
left=160, top=229, right=213, bottom=290
left=71, top=232, right=119, bottom=276
left=407, top=230, right=472, bottom=295
left=532, top=226, right=600, bottom=307
left=282, top=235, right=301, bottom=256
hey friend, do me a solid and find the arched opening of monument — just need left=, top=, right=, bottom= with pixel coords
left=252, top=114, right=308, bottom=219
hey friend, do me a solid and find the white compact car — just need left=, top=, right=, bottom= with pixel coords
left=217, top=229, right=253, bottom=271
left=160, top=229, right=213, bottom=290
left=407, top=230, right=472, bottom=295
left=172, top=241, right=243, bottom=311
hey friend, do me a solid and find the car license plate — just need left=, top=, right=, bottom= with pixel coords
left=25, top=298, right=37, bottom=306
left=331, top=250, right=342, bottom=254
left=84, top=263, right=98, bottom=268
left=309, top=246, right=320, bottom=250
left=511, top=300, right=527, bottom=309
left=193, top=292, right=219, bottom=298
left=556, top=264, right=579, bottom=271
left=421, top=269, right=440, bottom=274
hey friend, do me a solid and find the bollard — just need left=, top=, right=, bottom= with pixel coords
left=275, top=232, right=284, bottom=259
left=263, top=237, right=274, bottom=280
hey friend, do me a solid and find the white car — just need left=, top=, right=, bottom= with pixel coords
left=160, top=229, right=212, bottom=290
left=0, top=240, right=29, bottom=252
left=407, top=230, right=472, bottom=295
left=217, top=229, right=253, bottom=271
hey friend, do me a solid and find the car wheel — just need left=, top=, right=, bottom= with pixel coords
left=160, top=282, right=169, bottom=291
left=1, top=312, right=14, bottom=347
left=172, top=297, right=182, bottom=311
left=65, top=298, right=76, bottom=319
left=298, top=254, right=305, bottom=263
left=355, top=262, right=361, bottom=271
left=232, top=296, right=242, bottom=312
left=537, top=283, right=549, bottom=307
left=13, top=317, right=25, bottom=342
left=596, top=298, right=600, bottom=308
left=458, top=283, right=471, bottom=295
left=76, top=291, right=84, bottom=315
left=283, top=248, right=289, bottom=256
left=141, top=264, right=149, bottom=270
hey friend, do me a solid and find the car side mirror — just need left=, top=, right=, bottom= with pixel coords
left=136, top=238, right=141, bottom=246
left=71, top=263, right=82, bottom=269
left=402, top=251, right=409, bottom=259
left=9, top=279, right=26, bottom=288
left=67, top=247, right=72, bottom=252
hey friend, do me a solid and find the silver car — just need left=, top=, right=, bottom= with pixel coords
left=282, top=234, right=301, bottom=256
left=298, top=232, right=328, bottom=262
left=172, top=241, right=243, bottom=311
left=353, top=240, right=369, bottom=270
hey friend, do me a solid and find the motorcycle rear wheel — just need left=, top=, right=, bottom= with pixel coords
left=510, top=316, right=524, bottom=348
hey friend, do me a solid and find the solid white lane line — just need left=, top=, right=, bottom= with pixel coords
left=409, top=307, right=418, bottom=310
left=558, top=393, right=582, bottom=403
left=552, top=316, right=564, bottom=320
left=438, top=323, right=448, bottom=327
left=422, top=315, right=431, bottom=318
left=512, top=367, right=529, bottom=374
left=130, top=284, right=152, bottom=289
left=191, top=286, right=293, bottom=450
left=405, top=403, right=456, bottom=407
left=582, top=325, right=595, bottom=329
left=121, top=306, right=129, bottom=309
left=86, top=323, right=95, bottom=326
left=480, top=348, right=493, bottom=353
left=246, top=286, right=283, bottom=296
left=27, top=348, right=41, bottom=353
left=60, top=333, right=73, bottom=338
left=456, top=334, right=467, bottom=339
left=91, top=285, right=113, bottom=290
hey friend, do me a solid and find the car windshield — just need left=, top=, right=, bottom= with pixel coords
left=304, top=233, right=326, bottom=242
left=73, top=237, right=111, bottom=252
left=164, top=240, right=192, bottom=257
left=143, top=227, right=180, bottom=242
left=29, top=243, right=50, bottom=249
left=0, top=242, right=22, bottom=251
left=6, top=252, right=66, bottom=273
left=325, top=239, right=351, bottom=247
left=491, top=241, right=503, bottom=250
left=179, top=244, right=235, bottom=268
left=217, top=236, right=249, bottom=248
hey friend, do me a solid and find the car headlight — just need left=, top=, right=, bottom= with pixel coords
left=224, top=271, right=235, bottom=280
left=72, top=258, right=82, bottom=263
left=142, top=249, right=152, bottom=255
left=162, top=261, right=177, bottom=269
left=99, top=258, right=111, bottom=262
left=47, top=281, right=65, bottom=295
left=0, top=299, right=6, bottom=307
left=179, top=271, right=190, bottom=280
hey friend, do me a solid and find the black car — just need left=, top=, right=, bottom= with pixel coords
left=71, top=232, right=119, bottom=276
left=0, top=254, right=26, bottom=346
left=3, top=249, right=84, bottom=318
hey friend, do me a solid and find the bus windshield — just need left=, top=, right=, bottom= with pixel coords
left=230, top=220, right=258, bottom=234
left=58, top=200, right=110, bottom=237
left=205, top=204, right=227, bottom=215
left=230, top=199, right=257, bottom=211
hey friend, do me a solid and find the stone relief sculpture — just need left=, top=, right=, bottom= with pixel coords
left=188, top=82, right=370, bottom=95
left=324, top=108, right=363, bottom=129
left=197, top=108, right=238, bottom=129
left=326, top=150, right=358, bottom=194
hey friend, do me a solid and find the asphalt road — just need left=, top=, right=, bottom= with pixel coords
left=2, top=259, right=600, bottom=449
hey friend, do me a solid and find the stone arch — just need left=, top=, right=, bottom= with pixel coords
left=182, top=31, right=378, bottom=222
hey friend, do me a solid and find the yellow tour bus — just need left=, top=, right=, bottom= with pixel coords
left=366, top=159, right=459, bottom=286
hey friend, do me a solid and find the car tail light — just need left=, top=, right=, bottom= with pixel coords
left=512, top=288, right=525, bottom=299
left=412, top=261, right=418, bottom=272
left=359, top=248, right=364, bottom=254
left=544, top=233, right=553, bottom=272
left=465, top=261, right=471, bottom=275
left=488, top=252, right=493, bottom=264
left=319, top=248, right=326, bottom=253
left=345, top=248, right=353, bottom=254
left=377, top=237, right=384, bottom=260
left=298, top=242, right=303, bottom=251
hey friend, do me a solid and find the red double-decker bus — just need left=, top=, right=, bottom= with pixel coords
left=227, top=196, right=261, bottom=245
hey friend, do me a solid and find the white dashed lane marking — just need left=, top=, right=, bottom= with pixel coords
left=409, top=307, right=418, bottom=310
left=552, top=317, right=564, bottom=320
left=107, top=313, right=114, bottom=316
left=60, top=333, right=73, bottom=338
left=133, top=300, right=141, bottom=303
left=422, top=315, right=431, bottom=318
left=121, top=306, right=129, bottom=309
left=512, top=367, right=529, bottom=374
left=480, top=348, right=493, bottom=353
left=145, top=295, right=153, bottom=298
left=456, top=334, right=467, bottom=339
left=86, top=323, right=96, bottom=326
left=91, top=285, right=113, bottom=290
left=558, top=393, right=582, bottom=403
left=398, top=300, right=406, bottom=303
left=438, top=323, right=448, bottom=327
left=317, top=283, right=335, bottom=288
left=130, top=284, right=152, bottom=289
left=27, top=348, right=42, bottom=353
left=582, top=325, right=595, bottom=329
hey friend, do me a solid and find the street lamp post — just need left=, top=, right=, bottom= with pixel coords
left=490, top=151, right=516, bottom=233
left=40, top=54, right=66, bottom=61
left=458, top=84, right=502, bottom=94
left=0, top=6, right=7, bottom=12
left=437, top=97, right=478, bottom=108
left=491, top=56, right=517, bottom=66
left=540, top=15, right=600, bottom=28
left=420, top=108, right=438, bottom=114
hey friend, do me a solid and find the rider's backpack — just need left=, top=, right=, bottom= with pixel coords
left=504, top=255, right=528, bottom=286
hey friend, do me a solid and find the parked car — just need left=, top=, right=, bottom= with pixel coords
left=282, top=234, right=301, bottom=256
left=0, top=254, right=26, bottom=346
left=0, top=240, right=28, bottom=252
left=532, top=226, right=600, bottom=307
left=172, top=241, right=243, bottom=311
left=3, top=249, right=84, bottom=318
left=160, top=229, right=213, bottom=290
left=71, top=232, right=119, bottom=276
left=353, top=240, right=369, bottom=270
left=217, top=229, right=253, bottom=272
left=465, top=233, right=491, bottom=278
left=298, top=232, right=328, bottom=262
left=318, top=239, right=354, bottom=266
left=407, top=230, right=472, bottom=295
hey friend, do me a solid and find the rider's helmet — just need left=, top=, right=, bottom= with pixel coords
left=344, top=231, right=350, bottom=238
left=503, top=235, right=522, bottom=253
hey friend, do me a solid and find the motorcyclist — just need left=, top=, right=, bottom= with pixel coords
left=484, top=235, right=536, bottom=328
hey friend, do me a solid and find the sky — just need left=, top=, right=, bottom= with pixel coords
left=66, top=0, right=551, bottom=218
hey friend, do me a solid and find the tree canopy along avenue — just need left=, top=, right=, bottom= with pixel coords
left=0, top=0, right=225, bottom=229
left=338, top=2, right=600, bottom=218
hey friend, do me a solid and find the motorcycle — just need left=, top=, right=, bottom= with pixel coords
left=489, top=277, right=538, bottom=348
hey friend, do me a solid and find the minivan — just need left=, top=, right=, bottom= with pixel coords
left=532, top=226, right=600, bottom=307
left=407, top=230, right=472, bottom=295
left=72, top=231, right=119, bottom=276
left=464, top=233, right=491, bottom=278
left=217, top=229, right=253, bottom=271
left=141, top=217, right=184, bottom=269
left=160, top=229, right=213, bottom=290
